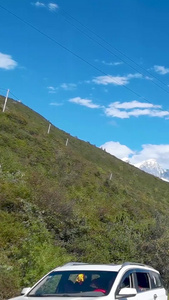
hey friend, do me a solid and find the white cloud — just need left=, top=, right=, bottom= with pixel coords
left=61, top=83, right=77, bottom=90
left=100, top=141, right=134, bottom=159
left=47, top=83, right=77, bottom=93
left=105, top=106, right=129, bottom=118
left=49, top=102, right=62, bottom=106
left=48, top=3, right=59, bottom=11
left=93, top=73, right=142, bottom=86
left=32, top=1, right=59, bottom=11
left=48, top=86, right=55, bottom=90
left=153, top=65, right=169, bottom=75
left=47, top=86, right=58, bottom=93
left=127, top=73, right=143, bottom=79
left=144, top=75, right=153, bottom=80
left=100, top=141, right=169, bottom=169
left=114, top=62, right=123, bottom=66
left=68, top=96, right=169, bottom=120
left=110, top=100, right=160, bottom=109
left=101, top=61, right=123, bottom=66
left=0, top=52, right=17, bottom=70
left=32, top=1, right=45, bottom=7
left=69, top=97, right=101, bottom=109
left=129, top=109, right=169, bottom=118
left=93, top=75, right=129, bottom=86
left=104, top=101, right=169, bottom=119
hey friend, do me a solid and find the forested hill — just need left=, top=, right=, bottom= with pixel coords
left=0, top=95, right=169, bottom=299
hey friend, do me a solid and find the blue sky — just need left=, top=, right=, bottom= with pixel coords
left=1, top=0, right=169, bottom=168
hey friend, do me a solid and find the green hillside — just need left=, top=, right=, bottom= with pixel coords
left=0, top=95, right=169, bottom=299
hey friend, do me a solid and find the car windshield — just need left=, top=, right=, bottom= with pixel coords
left=28, top=270, right=118, bottom=297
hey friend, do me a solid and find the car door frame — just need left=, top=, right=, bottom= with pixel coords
left=115, top=268, right=137, bottom=298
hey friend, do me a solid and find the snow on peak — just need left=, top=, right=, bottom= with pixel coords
left=135, top=158, right=159, bottom=168
left=134, top=159, right=166, bottom=178
left=122, top=157, right=130, bottom=163
left=120, top=157, right=169, bottom=182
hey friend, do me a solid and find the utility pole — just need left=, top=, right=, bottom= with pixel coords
left=66, top=138, right=69, bottom=146
left=47, top=123, right=51, bottom=134
left=2, top=89, right=9, bottom=112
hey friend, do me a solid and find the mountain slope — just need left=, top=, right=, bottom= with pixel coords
left=1, top=95, right=169, bottom=298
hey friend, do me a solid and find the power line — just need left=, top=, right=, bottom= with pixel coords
left=59, top=8, right=169, bottom=96
left=0, top=3, right=154, bottom=105
left=0, top=4, right=114, bottom=76
left=0, top=87, right=8, bottom=91
left=0, top=87, right=20, bottom=101
left=9, top=90, right=20, bottom=101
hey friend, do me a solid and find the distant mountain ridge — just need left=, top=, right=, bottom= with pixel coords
left=125, top=158, right=169, bottom=182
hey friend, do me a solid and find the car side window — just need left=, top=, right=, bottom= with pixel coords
left=118, top=272, right=133, bottom=291
left=151, top=272, right=163, bottom=289
left=121, top=276, right=130, bottom=288
left=135, top=272, right=150, bottom=292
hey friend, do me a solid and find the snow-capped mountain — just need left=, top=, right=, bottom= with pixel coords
left=134, top=159, right=169, bottom=182
left=122, top=158, right=169, bottom=182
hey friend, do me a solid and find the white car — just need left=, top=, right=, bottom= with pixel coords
left=8, top=262, right=167, bottom=300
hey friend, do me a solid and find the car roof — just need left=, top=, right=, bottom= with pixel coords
left=53, top=263, right=122, bottom=272
left=52, top=262, right=158, bottom=273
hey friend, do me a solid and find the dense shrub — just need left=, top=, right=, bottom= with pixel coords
left=1, top=96, right=169, bottom=296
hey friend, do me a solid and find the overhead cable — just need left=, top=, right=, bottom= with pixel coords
left=0, top=3, right=162, bottom=105
left=60, top=8, right=169, bottom=96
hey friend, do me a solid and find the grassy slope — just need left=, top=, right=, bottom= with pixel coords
left=0, top=96, right=169, bottom=298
